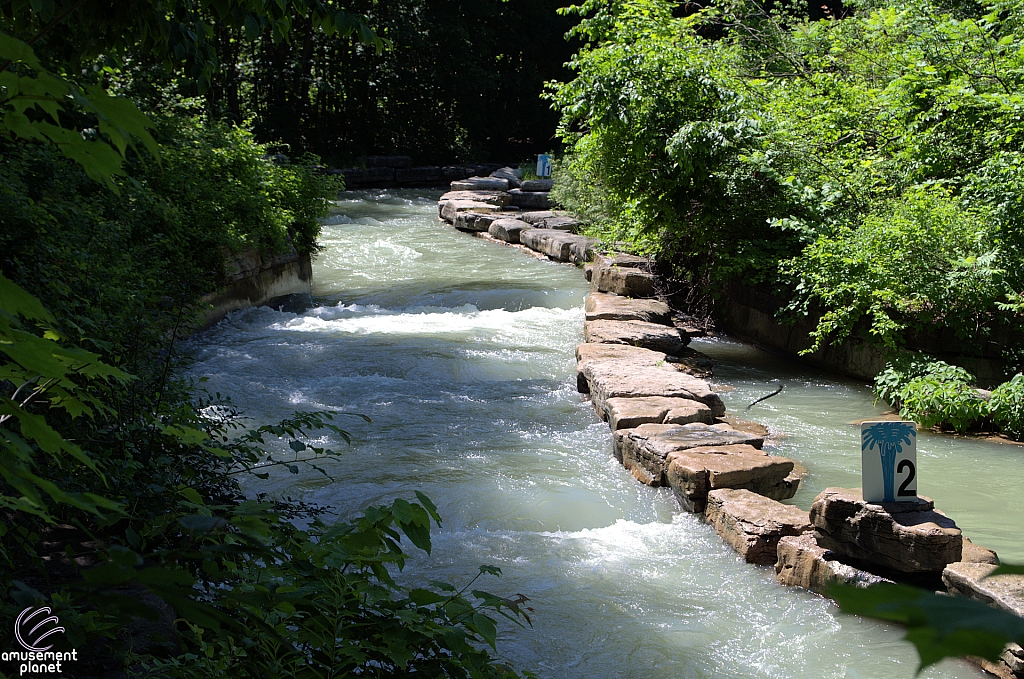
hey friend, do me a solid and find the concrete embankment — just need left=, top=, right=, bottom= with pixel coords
left=199, top=247, right=312, bottom=330
left=436, top=168, right=1024, bottom=679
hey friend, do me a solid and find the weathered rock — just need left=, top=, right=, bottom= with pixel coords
left=395, top=166, right=444, bottom=184
left=943, top=562, right=1024, bottom=616
left=585, top=292, right=672, bottom=325
left=569, top=238, right=599, bottom=265
left=453, top=212, right=497, bottom=232
left=439, top=190, right=509, bottom=206
left=508, top=188, right=552, bottom=210
left=614, top=423, right=767, bottom=489
left=538, top=216, right=578, bottom=231
left=705, top=489, right=811, bottom=565
left=521, top=179, right=554, bottom=192
left=488, top=218, right=528, bottom=244
left=775, top=533, right=894, bottom=592
left=662, top=442, right=796, bottom=512
left=489, top=167, right=522, bottom=188
left=603, top=396, right=713, bottom=430
left=810, top=488, right=963, bottom=573
left=580, top=352, right=726, bottom=417
left=584, top=319, right=689, bottom=355
left=519, top=211, right=557, bottom=224
left=451, top=176, right=510, bottom=192
left=440, top=201, right=504, bottom=222
left=960, top=537, right=1000, bottom=565
left=520, top=229, right=592, bottom=262
left=591, top=254, right=659, bottom=297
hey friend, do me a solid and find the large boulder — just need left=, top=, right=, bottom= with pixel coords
left=440, top=201, right=504, bottom=223
left=809, top=488, right=963, bottom=573
left=453, top=212, right=497, bottom=232
left=943, top=562, right=1024, bottom=616
left=519, top=211, right=557, bottom=224
left=591, top=253, right=658, bottom=297
left=585, top=292, right=672, bottom=325
left=520, top=229, right=592, bottom=262
left=451, top=176, right=510, bottom=192
left=662, top=443, right=796, bottom=511
left=537, top=216, right=578, bottom=231
left=488, top=218, right=528, bottom=244
left=943, top=561, right=1024, bottom=678
left=705, top=489, right=811, bottom=565
left=584, top=319, right=689, bottom=355
left=579, top=351, right=726, bottom=417
left=775, top=533, right=894, bottom=592
left=489, top=167, right=522, bottom=188
left=521, top=179, right=554, bottom=192
left=508, top=189, right=552, bottom=210
left=603, top=396, right=713, bottom=430
left=614, top=423, right=765, bottom=488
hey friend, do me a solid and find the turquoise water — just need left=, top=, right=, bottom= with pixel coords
left=186, top=189, right=1002, bottom=679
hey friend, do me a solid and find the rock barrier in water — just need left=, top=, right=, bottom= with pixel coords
left=435, top=168, right=1024, bottom=679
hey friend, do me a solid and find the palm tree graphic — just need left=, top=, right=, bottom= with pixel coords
left=862, top=422, right=915, bottom=501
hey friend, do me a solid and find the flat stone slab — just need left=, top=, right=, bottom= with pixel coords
left=439, top=190, right=509, bottom=205
left=604, top=396, right=713, bottom=430
left=810, top=488, right=963, bottom=573
left=488, top=218, right=528, bottom=243
left=451, top=176, right=510, bottom=192
left=440, top=201, right=505, bottom=222
left=520, top=229, right=592, bottom=262
left=662, top=442, right=796, bottom=512
left=775, top=533, right=894, bottom=592
left=453, top=212, right=498, bottom=232
left=521, top=179, right=554, bottom=192
left=613, top=423, right=766, bottom=491
left=519, top=211, right=557, bottom=224
left=591, top=253, right=658, bottom=297
left=537, top=216, right=578, bottom=231
left=705, top=489, right=811, bottom=565
left=579, top=353, right=726, bottom=417
left=584, top=319, right=689, bottom=355
left=489, top=167, right=522, bottom=188
left=585, top=292, right=672, bottom=325
left=943, top=562, right=1024, bottom=617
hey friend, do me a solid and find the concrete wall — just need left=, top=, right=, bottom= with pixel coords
left=199, top=248, right=313, bottom=330
left=715, top=282, right=1009, bottom=387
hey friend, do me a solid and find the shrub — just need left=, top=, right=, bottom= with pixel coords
left=873, top=356, right=989, bottom=432
left=991, top=373, right=1024, bottom=440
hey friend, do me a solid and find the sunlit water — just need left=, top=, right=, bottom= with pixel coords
left=185, top=189, right=1022, bottom=679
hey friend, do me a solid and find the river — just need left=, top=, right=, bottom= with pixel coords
left=187, top=189, right=1023, bottom=679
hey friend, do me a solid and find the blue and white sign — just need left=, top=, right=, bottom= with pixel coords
left=536, top=154, right=552, bottom=178
left=861, top=420, right=917, bottom=502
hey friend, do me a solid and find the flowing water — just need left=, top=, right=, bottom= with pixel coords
left=187, top=189, right=1023, bottom=679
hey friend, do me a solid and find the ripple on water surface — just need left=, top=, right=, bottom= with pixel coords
left=186, top=190, right=987, bottom=679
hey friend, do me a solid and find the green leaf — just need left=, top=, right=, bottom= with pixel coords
left=831, top=582, right=1024, bottom=669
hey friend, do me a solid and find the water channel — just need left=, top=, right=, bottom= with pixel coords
left=187, top=189, right=1023, bottom=679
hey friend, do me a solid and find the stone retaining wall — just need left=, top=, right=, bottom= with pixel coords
left=437, top=169, right=1024, bottom=678
left=199, top=247, right=312, bottom=330
left=328, top=156, right=521, bottom=189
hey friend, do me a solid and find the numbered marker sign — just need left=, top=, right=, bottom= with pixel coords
left=861, top=420, right=917, bottom=503
left=536, top=154, right=552, bottom=178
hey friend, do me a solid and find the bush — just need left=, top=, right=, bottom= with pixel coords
left=873, top=356, right=989, bottom=432
left=991, top=373, right=1024, bottom=440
